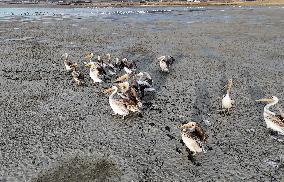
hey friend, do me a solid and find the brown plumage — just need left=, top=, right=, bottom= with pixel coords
left=178, top=122, right=208, bottom=142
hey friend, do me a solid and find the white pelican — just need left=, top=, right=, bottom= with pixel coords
left=178, top=121, right=208, bottom=155
left=256, top=96, right=284, bottom=135
left=157, top=55, right=175, bottom=72
left=221, top=79, right=235, bottom=113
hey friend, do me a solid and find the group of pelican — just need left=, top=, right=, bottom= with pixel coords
left=62, top=53, right=283, bottom=157
left=177, top=79, right=283, bottom=156
left=62, top=52, right=170, bottom=119
left=220, top=79, right=283, bottom=135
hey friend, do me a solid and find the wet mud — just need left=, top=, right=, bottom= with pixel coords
left=0, top=6, right=284, bottom=181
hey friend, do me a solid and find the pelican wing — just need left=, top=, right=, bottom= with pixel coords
left=266, top=114, right=284, bottom=127
left=195, top=124, right=208, bottom=142
left=97, top=66, right=107, bottom=75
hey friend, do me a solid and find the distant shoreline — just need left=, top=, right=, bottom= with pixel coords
left=0, top=0, right=284, bottom=8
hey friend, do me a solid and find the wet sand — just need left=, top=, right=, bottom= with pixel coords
left=0, top=6, right=284, bottom=181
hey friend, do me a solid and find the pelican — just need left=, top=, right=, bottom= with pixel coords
left=120, top=58, right=137, bottom=74
left=157, top=55, right=175, bottom=72
left=62, top=53, right=76, bottom=72
left=221, top=79, right=235, bottom=113
left=103, top=53, right=117, bottom=76
left=70, top=64, right=84, bottom=86
left=177, top=121, right=208, bottom=155
left=256, top=96, right=284, bottom=135
left=117, top=81, right=142, bottom=108
left=104, top=86, right=141, bottom=118
left=135, top=72, right=155, bottom=97
left=85, top=62, right=107, bottom=84
left=114, top=73, right=155, bottom=99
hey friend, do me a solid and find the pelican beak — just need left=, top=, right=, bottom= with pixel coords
left=103, top=87, right=113, bottom=94
left=255, top=98, right=274, bottom=102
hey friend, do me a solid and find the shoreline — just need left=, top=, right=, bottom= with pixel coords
left=1, top=1, right=284, bottom=8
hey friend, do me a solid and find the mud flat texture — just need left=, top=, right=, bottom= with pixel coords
left=0, top=6, right=284, bottom=182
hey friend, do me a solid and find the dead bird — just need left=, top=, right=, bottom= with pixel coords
left=178, top=121, right=208, bottom=155
left=157, top=55, right=175, bottom=72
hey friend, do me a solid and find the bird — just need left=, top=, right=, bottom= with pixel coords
left=116, top=81, right=142, bottom=108
left=177, top=121, right=208, bottom=155
left=102, top=53, right=117, bottom=76
left=114, top=72, right=155, bottom=99
left=134, top=72, right=155, bottom=97
left=104, top=86, right=141, bottom=118
left=62, top=53, right=76, bottom=72
left=118, top=58, right=137, bottom=74
left=70, top=64, right=84, bottom=86
left=85, top=62, right=107, bottom=84
left=256, top=96, right=284, bottom=135
left=157, top=55, right=175, bottom=72
left=221, top=79, right=235, bottom=113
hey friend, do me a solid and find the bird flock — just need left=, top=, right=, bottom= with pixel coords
left=62, top=52, right=283, bottom=157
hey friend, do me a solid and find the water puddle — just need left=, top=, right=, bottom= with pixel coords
left=5, top=37, right=33, bottom=41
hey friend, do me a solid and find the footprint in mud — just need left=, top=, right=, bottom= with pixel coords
left=191, top=81, right=212, bottom=122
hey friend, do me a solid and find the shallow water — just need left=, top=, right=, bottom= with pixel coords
left=0, top=6, right=280, bottom=22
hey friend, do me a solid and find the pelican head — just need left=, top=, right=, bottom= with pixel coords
left=122, top=58, right=127, bottom=63
left=84, top=52, right=93, bottom=60
left=256, top=96, right=278, bottom=103
left=115, top=58, right=120, bottom=64
left=157, top=56, right=166, bottom=61
left=106, top=53, right=111, bottom=60
left=117, top=82, right=130, bottom=92
left=177, top=121, right=197, bottom=130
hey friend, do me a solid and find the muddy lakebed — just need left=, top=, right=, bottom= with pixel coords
left=0, top=5, right=284, bottom=181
